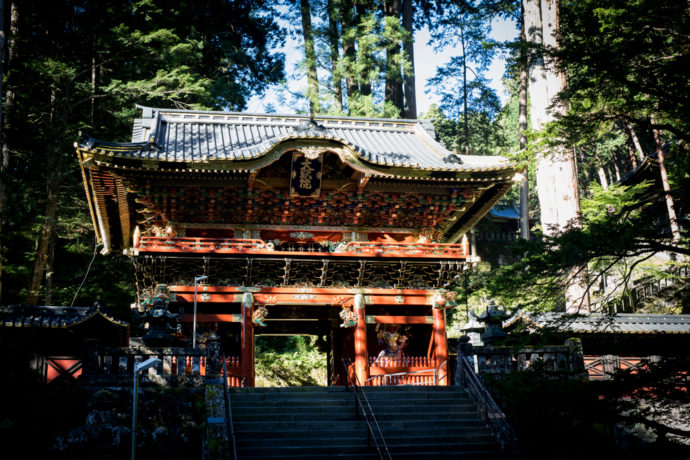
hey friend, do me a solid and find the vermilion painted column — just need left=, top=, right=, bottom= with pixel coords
left=353, top=293, right=369, bottom=385
left=433, top=306, right=449, bottom=385
left=241, top=292, right=255, bottom=387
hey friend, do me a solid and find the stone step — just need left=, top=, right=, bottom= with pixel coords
left=232, top=412, right=359, bottom=423
left=232, top=404, right=478, bottom=418
left=230, top=386, right=505, bottom=460
left=238, top=453, right=503, bottom=460
left=233, top=412, right=482, bottom=424
left=237, top=437, right=370, bottom=448
left=232, top=405, right=358, bottom=416
left=232, top=417, right=487, bottom=432
left=238, top=442, right=500, bottom=458
left=234, top=425, right=492, bottom=440
left=236, top=432, right=496, bottom=447
left=229, top=394, right=471, bottom=407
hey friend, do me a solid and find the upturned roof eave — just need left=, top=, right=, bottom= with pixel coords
left=76, top=136, right=522, bottom=182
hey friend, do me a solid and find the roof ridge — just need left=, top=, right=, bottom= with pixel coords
left=136, top=104, right=424, bottom=125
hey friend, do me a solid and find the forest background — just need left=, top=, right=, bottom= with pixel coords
left=0, top=1, right=688, bottom=456
left=0, top=0, right=687, bottom=324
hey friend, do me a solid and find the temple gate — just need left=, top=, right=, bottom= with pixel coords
left=76, top=107, right=521, bottom=387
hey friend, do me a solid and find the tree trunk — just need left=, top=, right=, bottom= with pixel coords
left=460, top=25, right=469, bottom=154
left=518, top=9, right=530, bottom=240
left=327, top=0, right=343, bottom=112
left=0, top=0, right=5, bottom=304
left=27, top=175, right=61, bottom=306
left=401, top=0, right=416, bottom=118
left=44, top=238, right=55, bottom=305
left=0, top=0, right=18, bottom=303
left=27, top=84, right=69, bottom=306
left=627, top=121, right=645, bottom=161
left=355, top=4, right=371, bottom=97
left=341, top=2, right=358, bottom=104
left=626, top=141, right=638, bottom=169
left=384, top=0, right=404, bottom=113
left=651, top=116, right=681, bottom=243
left=90, top=39, right=97, bottom=125
left=524, top=0, right=588, bottom=312
left=577, top=148, right=591, bottom=189
left=594, top=149, right=609, bottom=190
left=299, top=0, right=320, bottom=114
left=612, top=159, right=622, bottom=182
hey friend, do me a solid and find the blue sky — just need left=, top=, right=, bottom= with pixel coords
left=246, top=17, right=519, bottom=117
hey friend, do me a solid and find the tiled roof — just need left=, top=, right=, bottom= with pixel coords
left=0, top=305, right=128, bottom=329
left=80, top=106, right=514, bottom=174
left=503, top=312, right=690, bottom=335
left=489, top=205, right=520, bottom=220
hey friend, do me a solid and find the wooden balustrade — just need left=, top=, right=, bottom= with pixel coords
left=135, top=236, right=468, bottom=259
left=368, top=356, right=436, bottom=368
left=366, top=355, right=440, bottom=386
left=366, top=372, right=437, bottom=386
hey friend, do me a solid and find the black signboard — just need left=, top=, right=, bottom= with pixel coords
left=290, top=151, right=323, bottom=197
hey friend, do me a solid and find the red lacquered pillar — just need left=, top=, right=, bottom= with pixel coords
left=433, top=305, right=449, bottom=385
left=354, top=293, right=369, bottom=385
left=241, top=292, right=255, bottom=387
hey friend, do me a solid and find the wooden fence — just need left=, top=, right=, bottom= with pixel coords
left=80, top=340, right=245, bottom=387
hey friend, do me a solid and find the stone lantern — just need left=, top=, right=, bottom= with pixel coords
left=477, top=300, right=510, bottom=345
left=460, top=314, right=485, bottom=346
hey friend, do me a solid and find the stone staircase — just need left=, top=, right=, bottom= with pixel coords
left=229, top=386, right=506, bottom=459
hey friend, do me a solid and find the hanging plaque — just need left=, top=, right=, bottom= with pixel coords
left=290, top=150, right=322, bottom=197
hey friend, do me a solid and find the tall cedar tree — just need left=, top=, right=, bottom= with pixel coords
left=427, top=0, right=501, bottom=154
left=298, top=0, right=412, bottom=117
left=1, top=0, right=284, bottom=306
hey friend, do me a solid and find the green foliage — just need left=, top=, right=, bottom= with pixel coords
left=424, top=104, right=510, bottom=156
left=255, top=336, right=327, bottom=387
left=554, top=0, right=690, bottom=142
left=347, top=93, right=401, bottom=119
left=282, top=0, right=412, bottom=116
left=425, top=0, right=506, bottom=153
left=457, top=180, right=689, bottom=311
left=0, top=0, right=285, bottom=308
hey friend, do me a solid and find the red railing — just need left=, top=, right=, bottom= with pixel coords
left=135, top=236, right=468, bottom=258
left=584, top=355, right=653, bottom=380
left=365, top=358, right=447, bottom=386
left=368, top=356, right=436, bottom=367
left=365, top=356, right=444, bottom=386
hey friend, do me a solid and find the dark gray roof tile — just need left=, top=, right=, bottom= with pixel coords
left=94, top=106, right=512, bottom=172
left=504, top=312, right=690, bottom=334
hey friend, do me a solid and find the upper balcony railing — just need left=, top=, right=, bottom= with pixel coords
left=133, top=236, right=470, bottom=259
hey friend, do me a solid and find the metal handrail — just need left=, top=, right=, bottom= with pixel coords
left=365, top=360, right=448, bottom=386
left=222, top=355, right=238, bottom=460
left=458, top=356, right=522, bottom=459
left=342, top=358, right=392, bottom=460
left=436, top=359, right=448, bottom=385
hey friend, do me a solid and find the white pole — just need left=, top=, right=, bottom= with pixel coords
left=131, top=372, right=139, bottom=460
left=193, top=281, right=198, bottom=349
left=193, top=275, right=208, bottom=349
left=131, top=358, right=160, bottom=460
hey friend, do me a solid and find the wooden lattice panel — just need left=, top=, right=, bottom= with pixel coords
left=129, top=183, right=473, bottom=232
